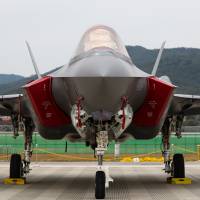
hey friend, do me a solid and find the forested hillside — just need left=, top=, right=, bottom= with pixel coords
left=126, top=46, right=200, bottom=94
left=0, top=74, right=24, bottom=85
left=0, top=46, right=200, bottom=94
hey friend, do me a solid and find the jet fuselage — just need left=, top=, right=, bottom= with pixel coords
left=23, top=25, right=174, bottom=146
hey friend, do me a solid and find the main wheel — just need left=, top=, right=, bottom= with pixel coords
left=10, top=154, right=22, bottom=178
left=172, top=153, right=185, bottom=178
left=95, top=171, right=105, bottom=199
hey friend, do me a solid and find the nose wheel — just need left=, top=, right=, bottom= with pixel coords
left=95, top=171, right=106, bottom=199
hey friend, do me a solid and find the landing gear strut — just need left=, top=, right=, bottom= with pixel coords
left=161, top=118, right=185, bottom=178
left=95, top=131, right=108, bottom=199
left=9, top=118, right=34, bottom=178
left=161, top=118, right=171, bottom=173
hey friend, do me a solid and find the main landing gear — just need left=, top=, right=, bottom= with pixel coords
left=171, top=154, right=185, bottom=178
left=10, top=118, right=34, bottom=179
left=161, top=118, right=185, bottom=179
left=10, top=154, right=23, bottom=178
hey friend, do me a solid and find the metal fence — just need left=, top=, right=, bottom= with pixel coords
left=0, top=132, right=199, bottom=156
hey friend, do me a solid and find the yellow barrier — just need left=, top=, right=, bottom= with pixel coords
left=167, top=177, right=192, bottom=184
left=3, top=178, right=26, bottom=185
left=120, top=156, right=164, bottom=163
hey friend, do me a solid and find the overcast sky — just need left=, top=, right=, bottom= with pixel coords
left=0, top=0, right=200, bottom=76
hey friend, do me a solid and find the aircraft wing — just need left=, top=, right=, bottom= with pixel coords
left=0, top=94, right=27, bottom=116
left=0, top=93, right=33, bottom=136
left=170, top=93, right=200, bottom=116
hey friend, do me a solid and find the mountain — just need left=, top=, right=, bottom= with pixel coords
left=126, top=46, right=200, bottom=94
left=0, top=46, right=200, bottom=94
left=0, top=67, right=61, bottom=94
left=0, top=74, right=24, bottom=85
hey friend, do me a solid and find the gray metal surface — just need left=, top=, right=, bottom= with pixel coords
left=0, top=162, right=200, bottom=200
left=52, top=77, right=147, bottom=114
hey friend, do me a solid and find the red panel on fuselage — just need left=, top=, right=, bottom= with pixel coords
left=133, top=76, right=174, bottom=127
left=25, top=76, right=71, bottom=127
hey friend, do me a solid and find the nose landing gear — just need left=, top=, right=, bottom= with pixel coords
left=95, top=131, right=112, bottom=199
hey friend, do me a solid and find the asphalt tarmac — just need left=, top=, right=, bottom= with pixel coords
left=0, top=162, right=200, bottom=200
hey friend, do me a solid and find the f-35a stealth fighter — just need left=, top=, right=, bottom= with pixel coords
left=1, top=25, right=200, bottom=199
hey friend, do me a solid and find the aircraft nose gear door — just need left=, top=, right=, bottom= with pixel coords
left=95, top=131, right=112, bottom=199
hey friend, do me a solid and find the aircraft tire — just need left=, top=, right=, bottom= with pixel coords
left=172, top=153, right=185, bottom=178
left=95, top=171, right=105, bottom=199
left=10, top=154, right=22, bottom=178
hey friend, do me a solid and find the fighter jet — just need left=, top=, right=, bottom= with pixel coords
left=1, top=25, right=200, bottom=199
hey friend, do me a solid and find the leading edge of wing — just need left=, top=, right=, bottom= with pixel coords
left=174, top=94, right=200, bottom=100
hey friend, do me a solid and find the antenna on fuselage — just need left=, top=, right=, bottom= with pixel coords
left=25, top=41, right=42, bottom=79
left=151, top=41, right=166, bottom=76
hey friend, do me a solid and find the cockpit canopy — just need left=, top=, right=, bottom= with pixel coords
left=74, top=25, right=130, bottom=58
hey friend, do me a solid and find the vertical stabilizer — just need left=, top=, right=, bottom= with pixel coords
left=25, top=41, right=42, bottom=79
left=151, top=41, right=166, bottom=76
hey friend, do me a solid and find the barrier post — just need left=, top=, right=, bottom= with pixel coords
left=114, top=142, right=120, bottom=158
left=171, top=144, right=174, bottom=155
left=35, top=143, right=38, bottom=163
left=197, top=145, right=200, bottom=160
